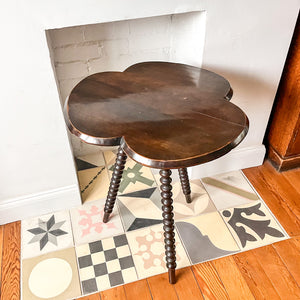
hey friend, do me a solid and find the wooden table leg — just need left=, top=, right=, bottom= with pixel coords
left=103, top=146, right=127, bottom=223
left=178, top=168, right=192, bottom=203
left=160, top=169, right=176, bottom=284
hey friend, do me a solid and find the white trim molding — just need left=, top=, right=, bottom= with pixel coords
left=0, top=185, right=81, bottom=225
left=190, top=144, right=266, bottom=179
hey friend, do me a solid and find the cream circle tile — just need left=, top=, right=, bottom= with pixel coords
left=28, top=258, right=72, bottom=299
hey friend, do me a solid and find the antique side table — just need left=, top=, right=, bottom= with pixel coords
left=64, top=62, right=249, bottom=284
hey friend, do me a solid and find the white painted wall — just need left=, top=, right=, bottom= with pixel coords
left=0, top=0, right=298, bottom=224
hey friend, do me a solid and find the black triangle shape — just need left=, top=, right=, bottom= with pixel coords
left=75, top=158, right=98, bottom=171
left=120, top=187, right=157, bottom=199
left=127, top=218, right=162, bottom=231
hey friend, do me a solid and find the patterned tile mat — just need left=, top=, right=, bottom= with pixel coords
left=20, top=151, right=289, bottom=299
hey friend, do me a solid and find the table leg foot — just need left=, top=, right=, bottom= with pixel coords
left=160, top=169, right=177, bottom=284
left=168, top=268, right=176, bottom=284
left=178, top=168, right=192, bottom=203
left=103, top=146, right=127, bottom=223
left=103, top=212, right=110, bottom=223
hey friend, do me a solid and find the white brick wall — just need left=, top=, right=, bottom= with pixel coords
left=48, top=12, right=204, bottom=155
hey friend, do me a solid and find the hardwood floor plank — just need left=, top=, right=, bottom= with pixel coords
left=243, top=167, right=300, bottom=236
left=233, top=250, right=281, bottom=299
left=273, top=237, right=300, bottom=285
left=0, top=222, right=21, bottom=300
left=101, top=285, right=127, bottom=300
left=79, top=292, right=101, bottom=299
left=173, top=267, right=204, bottom=300
left=253, top=245, right=300, bottom=299
left=282, top=168, right=300, bottom=192
left=261, top=162, right=300, bottom=220
left=213, top=256, right=255, bottom=300
left=0, top=225, right=4, bottom=284
left=123, top=279, right=152, bottom=300
left=192, top=262, right=229, bottom=300
left=147, top=272, right=178, bottom=300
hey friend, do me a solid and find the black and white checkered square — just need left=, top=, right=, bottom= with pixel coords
left=76, top=234, right=138, bottom=294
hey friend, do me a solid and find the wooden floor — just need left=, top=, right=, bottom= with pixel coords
left=1, top=160, right=300, bottom=300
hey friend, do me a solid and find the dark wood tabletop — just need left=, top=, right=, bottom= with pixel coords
left=64, top=61, right=249, bottom=169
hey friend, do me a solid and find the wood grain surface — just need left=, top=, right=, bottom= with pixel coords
left=267, top=15, right=300, bottom=170
left=147, top=272, right=178, bottom=299
left=273, top=237, right=300, bottom=285
left=65, top=61, right=248, bottom=168
left=101, top=285, right=127, bottom=300
left=173, top=267, right=204, bottom=299
left=261, top=162, right=300, bottom=220
left=0, top=222, right=20, bottom=300
left=0, top=226, right=3, bottom=286
left=192, top=262, right=229, bottom=300
left=253, top=245, right=300, bottom=299
left=80, top=292, right=101, bottom=300
left=233, top=251, right=281, bottom=300
left=123, top=279, right=152, bottom=300
left=243, top=165, right=300, bottom=236
left=213, top=256, right=255, bottom=300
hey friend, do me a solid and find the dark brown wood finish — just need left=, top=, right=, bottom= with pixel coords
left=103, top=146, right=127, bottom=223
left=178, top=168, right=192, bottom=203
left=159, top=169, right=176, bottom=284
left=65, top=61, right=248, bottom=169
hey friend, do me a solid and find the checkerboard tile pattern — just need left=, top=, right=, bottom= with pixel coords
left=76, top=234, right=138, bottom=294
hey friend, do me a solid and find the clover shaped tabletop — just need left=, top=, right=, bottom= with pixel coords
left=64, top=61, right=249, bottom=169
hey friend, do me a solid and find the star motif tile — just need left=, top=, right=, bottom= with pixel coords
left=201, top=170, right=260, bottom=210
left=221, top=201, right=287, bottom=251
left=27, top=215, right=67, bottom=250
left=70, top=198, right=124, bottom=246
left=22, top=247, right=81, bottom=300
left=22, top=210, right=73, bottom=259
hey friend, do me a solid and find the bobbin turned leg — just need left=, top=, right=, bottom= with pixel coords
left=178, top=168, right=192, bottom=203
left=160, top=169, right=176, bottom=284
left=103, top=146, right=127, bottom=223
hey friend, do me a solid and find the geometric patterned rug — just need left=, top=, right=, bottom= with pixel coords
left=21, top=150, right=288, bottom=299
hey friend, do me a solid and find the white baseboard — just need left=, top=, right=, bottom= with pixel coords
left=0, top=185, right=82, bottom=225
left=0, top=145, right=265, bottom=225
left=190, top=144, right=266, bottom=179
